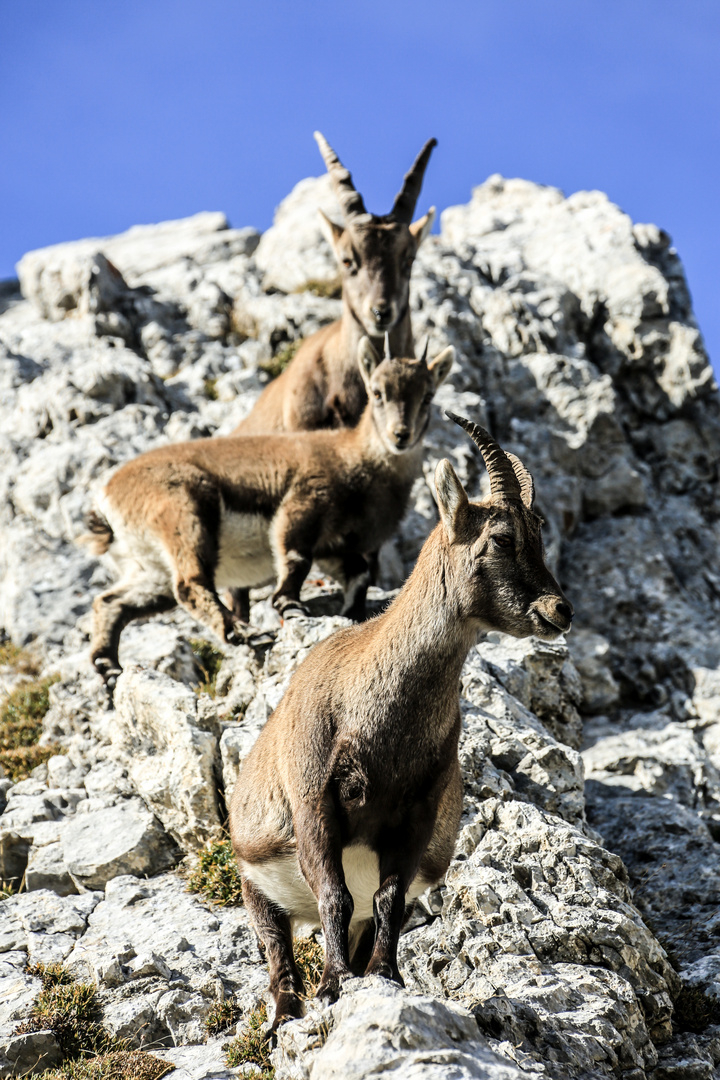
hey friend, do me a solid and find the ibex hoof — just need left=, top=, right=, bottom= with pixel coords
left=92, top=656, right=122, bottom=687
left=316, top=968, right=352, bottom=1005
left=274, top=599, right=309, bottom=619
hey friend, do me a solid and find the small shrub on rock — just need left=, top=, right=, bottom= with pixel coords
left=186, top=837, right=244, bottom=905
left=205, top=996, right=241, bottom=1036
left=0, top=674, right=61, bottom=781
left=224, top=1002, right=273, bottom=1076
left=300, top=278, right=341, bottom=299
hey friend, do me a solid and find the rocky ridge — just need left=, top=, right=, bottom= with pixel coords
left=0, top=171, right=719, bottom=1078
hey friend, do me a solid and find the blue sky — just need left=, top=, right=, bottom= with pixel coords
left=2, top=0, right=718, bottom=368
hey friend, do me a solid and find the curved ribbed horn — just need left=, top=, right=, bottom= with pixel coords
left=506, top=453, right=535, bottom=509
left=391, top=138, right=437, bottom=224
left=445, top=411, right=522, bottom=502
left=384, top=332, right=391, bottom=361
left=314, top=131, right=367, bottom=222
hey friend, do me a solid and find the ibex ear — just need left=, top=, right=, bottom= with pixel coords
left=427, top=346, right=454, bottom=389
left=318, top=209, right=345, bottom=258
left=409, top=207, right=435, bottom=246
left=357, top=336, right=381, bottom=386
left=435, top=458, right=468, bottom=542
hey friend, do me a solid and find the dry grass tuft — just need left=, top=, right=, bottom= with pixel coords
left=189, top=638, right=224, bottom=698
left=0, top=640, right=40, bottom=675
left=17, top=962, right=112, bottom=1059
left=0, top=674, right=61, bottom=781
left=203, top=377, right=219, bottom=401
left=300, top=278, right=341, bottom=299
left=224, top=1002, right=273, bottom=1076
left=674, top=983, right=720, bottom=1033
left=294, top=937, right=324, bottom=996
left=205, top=996, right=241, bottom=1036
left=186, top=837, right=244, bottom=906
left=42, top=1051, right=175, bottom=1080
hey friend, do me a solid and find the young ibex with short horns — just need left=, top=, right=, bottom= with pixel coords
left=234, top=132, right=437, bottom=435
left=230, top=414, right=573, bottom=1028
left=82, top=337, right=453, bottom=685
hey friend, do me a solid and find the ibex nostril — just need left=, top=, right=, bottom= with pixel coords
left=373, top=306, right=391, bottom=323
left=556, top=601, right=574, bottom=622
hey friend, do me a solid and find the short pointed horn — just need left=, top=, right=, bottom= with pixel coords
left=506, top=452, right=535, bottom=509
left=314, top=131, right=367, bottom=222
left=384, top=332, right=391, bottom=361
left=420, top=337, right=429, bottom=363
left=391, top=138, right=437, bottom=224
left=445, top=411, right=522, bottom=502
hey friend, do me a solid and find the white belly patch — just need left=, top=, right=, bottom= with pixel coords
left=215, top=508, right=275, bottom=590
left=243, top=844, right=431, bottom=935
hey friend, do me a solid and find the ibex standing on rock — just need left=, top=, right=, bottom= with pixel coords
left=82, top=338, right=453, bottom=685
left=230, top=414, right=573, bottom=1029
left=235, top=132, right=437, bottom=435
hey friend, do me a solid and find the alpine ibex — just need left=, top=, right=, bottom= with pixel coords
left=82, top=337, right=453, bottom=685
left=230, top=414, right=573, bottom=1028
left=234, top=132, right=437, bottom=435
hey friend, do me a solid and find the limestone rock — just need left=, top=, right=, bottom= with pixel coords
left=0, top=1030, right=62, bottom=1078
left=254, top=174, right=341, bottom=294
left=112, top=667, right=223, bottom=850
left=61, top=798, right=179, bottom=889
left=274, top=977, right=526, bottom=1079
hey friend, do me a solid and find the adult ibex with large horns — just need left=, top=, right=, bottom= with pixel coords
left=234, top=132, right=437, bottom=436
left=230, top=414, right=573, bottom=1029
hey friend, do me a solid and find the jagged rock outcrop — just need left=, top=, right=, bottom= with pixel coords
left=1, top=170, right=719, bottom=1078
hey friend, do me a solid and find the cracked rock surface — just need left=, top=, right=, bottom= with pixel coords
left=1, top=170, right=719, bottom=1077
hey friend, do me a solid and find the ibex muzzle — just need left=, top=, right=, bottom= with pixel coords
left=230, top=414, right=572, bottom=1030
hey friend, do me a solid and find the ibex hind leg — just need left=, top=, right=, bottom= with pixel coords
left=90, top=582, right=176, bottom=685
left=242, top=877, right=304, bottom=1031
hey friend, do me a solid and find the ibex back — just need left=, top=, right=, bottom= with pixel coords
left=234, top=132, right=436, bottom=435
left=230, top=414, right=573, bottom=1028
left=82, top=338, right=452, bottom=686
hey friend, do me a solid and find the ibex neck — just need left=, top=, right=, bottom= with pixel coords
left=340, top=303, right=414, bottom=359
left=378, top=528, right=478, bottom=688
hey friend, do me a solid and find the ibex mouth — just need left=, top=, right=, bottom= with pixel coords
left=531, top=607, right=572, bottom=638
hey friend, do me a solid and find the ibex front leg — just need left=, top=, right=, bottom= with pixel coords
left=295, top=800, right=354, bottom=1003
left=271, top=505, right=320, bottom=617
left=365, top=815, right=436, bottom=984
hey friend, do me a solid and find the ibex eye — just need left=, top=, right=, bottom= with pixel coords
left=373, top=390, right=382, bottom=401
left=493, top=535, right=513, bottom=549
left=343, top=258, right=353, bottom=268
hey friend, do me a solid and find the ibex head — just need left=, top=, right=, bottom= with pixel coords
left=436, top=413, right=574, bottom=638
left=315, top=132, right=436, bottom=339
left=358, top=335, right=453, bottom=454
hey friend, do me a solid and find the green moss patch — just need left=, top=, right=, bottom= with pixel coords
left=203, top=377, right=219, bottom=401
left=0, top=674, right=61, bottom=781
left=189, top=639, right=224, bottom=698
left=259, top=339, right=303, bottom=381
left=224, top=1002, right=273, bottom=1076
left=186, top=837, right=244, bottom=906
